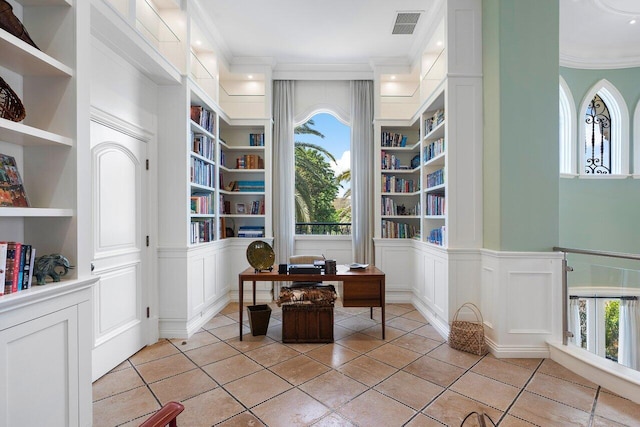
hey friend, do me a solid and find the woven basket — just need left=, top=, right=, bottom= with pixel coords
left=0, top=0, right=39, bottom=49
left=449, top=302, right=487, bottom=356
left=0, top=76, right=26, bottom=122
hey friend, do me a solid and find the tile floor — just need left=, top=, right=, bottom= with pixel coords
left=92, top=302, right=640, bottom=426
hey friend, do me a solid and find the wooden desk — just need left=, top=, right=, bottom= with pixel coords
left=238, top=265, right=386, bottom=341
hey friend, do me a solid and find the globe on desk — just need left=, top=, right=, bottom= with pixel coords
left=246, top=240, right=275, bottom=272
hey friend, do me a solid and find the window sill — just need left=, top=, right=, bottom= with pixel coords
left=578, top=174, right=630, bottom=180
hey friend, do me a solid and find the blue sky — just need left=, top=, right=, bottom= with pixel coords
left=295, top=113, right=351, bottom=196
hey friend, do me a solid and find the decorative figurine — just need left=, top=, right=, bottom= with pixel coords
left=33, top=254, right=74, bottom=285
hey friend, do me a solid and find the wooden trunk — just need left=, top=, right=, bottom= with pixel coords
left=282, top=304, right=334, bottom=343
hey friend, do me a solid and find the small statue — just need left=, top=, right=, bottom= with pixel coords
left=33, top=254, right=74, bottom=285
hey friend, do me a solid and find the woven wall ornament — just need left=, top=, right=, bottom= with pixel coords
left=0, top=76, right=26, bottom=122
left=0, top=0, right=39, bottom=49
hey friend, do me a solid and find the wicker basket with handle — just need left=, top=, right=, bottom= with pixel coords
left=448, top=302, right=487, bottom=356
left=0, top=76, right=26, bottom=122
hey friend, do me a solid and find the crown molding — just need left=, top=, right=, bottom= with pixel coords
left=560, top=52, right=640, bottom=69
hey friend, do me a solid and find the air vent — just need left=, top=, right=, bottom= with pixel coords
left=392, top=12, right=421, bottom=35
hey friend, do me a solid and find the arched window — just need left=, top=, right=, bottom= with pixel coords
left=634, top=99, right=640, bottom=177
left=559, top=77, right=576, bottom=176
left=578, top=80, right=629, bottom=176
left=293, top=111, right=351, bottom=235
left=584, top=94, right=612, bottom=174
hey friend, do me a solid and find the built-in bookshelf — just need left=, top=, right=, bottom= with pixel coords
left=218, top=119, right=267, bottom=239
left=377, top=120, right=421, bottom=239
left=189, top=92, right=218, bottom=244
left=422, top=89, right=446, bottom=246
left=0, top=2, right=94, bottom=426
left=0, top=0, right=81, bottom=269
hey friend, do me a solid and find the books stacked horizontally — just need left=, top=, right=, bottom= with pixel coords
left=1, top=241, right=36, bottom=295
left=226, top=180, right=265, bottom=192
left=238, top=226, right=265, bottom=238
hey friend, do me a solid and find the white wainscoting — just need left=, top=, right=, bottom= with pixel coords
left=481, top=250, right=564, bottom=358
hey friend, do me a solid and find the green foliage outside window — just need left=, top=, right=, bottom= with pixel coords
left=604, top=300, right=619, bottom=361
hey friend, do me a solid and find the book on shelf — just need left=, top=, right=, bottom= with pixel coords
left=23, top=245, right=35, bottom=290
left=236, top=154, right=263, bottom=169
left=0, top=154, right=29, bottom=207
left=425, top=109, right=445, bottom=134
left=192, top=133, right=215, bottom=161
left=249, top=133, right=265, bottom=146
left=224, top=180, right=265, bottom=192
left=0, top=242, right=38, bottom=295
left=190, top=219, right=215, bottom=244
left=0, top=243, right=6, bottom=295
left=190, top=105, right=215, bottom=134
left=237, top=225, right=265, bottom=238
left=381, top=132, right=410, bottom=147
left=3, top=241, right=22, bottom=294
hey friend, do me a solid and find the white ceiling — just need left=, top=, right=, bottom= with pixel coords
left=560, top=0, right=640, bottom=68
left=197, top=0, right=640, bottom=73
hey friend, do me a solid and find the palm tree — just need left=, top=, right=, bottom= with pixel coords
left=294, top=119, right=352, bottom=228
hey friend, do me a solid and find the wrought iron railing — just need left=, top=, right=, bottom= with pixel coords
left=295, top=222, right=351, bottom=235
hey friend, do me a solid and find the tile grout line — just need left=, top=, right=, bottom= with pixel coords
left=493, top=358, right=544, bottom=426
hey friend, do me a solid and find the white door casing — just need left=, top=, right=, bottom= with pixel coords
left=90, top=117, right=149, bottom=381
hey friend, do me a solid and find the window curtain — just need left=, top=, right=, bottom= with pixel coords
left=350, top=80, right=374, bottom=263
left=569, top=297, right=582, bottom=347
left=272, top=81, right=295, bottom=296
left=618, top=298, right=639, bottom=370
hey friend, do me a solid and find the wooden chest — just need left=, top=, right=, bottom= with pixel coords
left=281, top=304, right=334, bottom=343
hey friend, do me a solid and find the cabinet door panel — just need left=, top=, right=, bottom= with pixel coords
left=0, top=306, right=79, bottom=427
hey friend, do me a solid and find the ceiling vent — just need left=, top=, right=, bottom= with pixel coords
left=392, top=12, right=421, bottom=35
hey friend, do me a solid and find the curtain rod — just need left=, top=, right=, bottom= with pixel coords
left=570, top=295, right=638, bottom=300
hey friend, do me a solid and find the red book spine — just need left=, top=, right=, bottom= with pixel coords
left=10, top=243, right=22, bottom=293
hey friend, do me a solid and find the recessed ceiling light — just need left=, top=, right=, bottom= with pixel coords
left=248, top=75, right=253, bottom=79
left=436, top=40, right=443, bottom=46
left=390, top=75, right=396, bottom=80
left=629, top=19, right=637, bottom=25
left=195, top=40, right=202, bottom=46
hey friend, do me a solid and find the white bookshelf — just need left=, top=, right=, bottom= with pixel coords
left=0, top=1, right=94, bottom=425
left=376, top=119, right=421, bottom=239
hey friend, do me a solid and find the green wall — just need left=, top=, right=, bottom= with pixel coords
left=559, top=67, right=640, bottom=255
left=483, top=0, right=560, bottom=251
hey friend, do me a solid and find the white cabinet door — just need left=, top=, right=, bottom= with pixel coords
left=0, top=306, right=80, bottom=427
left=90, top=121, right=148, bottom=380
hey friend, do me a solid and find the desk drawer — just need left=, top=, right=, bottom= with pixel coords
left=342, top=282, right=381, bottom=307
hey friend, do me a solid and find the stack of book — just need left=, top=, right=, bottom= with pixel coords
left=237, top=226, right=265, bottom=238
left=225, top=180, right=265, bottom=192
left=1, top=241, right=36, bottom=295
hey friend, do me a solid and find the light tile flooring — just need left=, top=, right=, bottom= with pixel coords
left=93, top=302, right=640, bottom=427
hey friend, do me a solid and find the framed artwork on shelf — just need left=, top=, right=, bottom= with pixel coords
left=235, top=203, right=246, bottom=214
